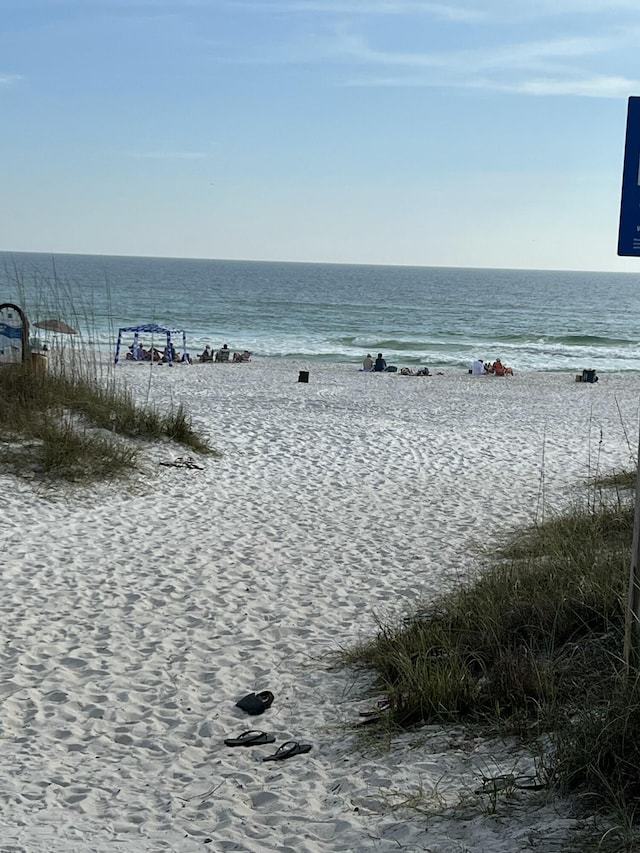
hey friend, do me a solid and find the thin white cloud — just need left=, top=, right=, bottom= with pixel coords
left=260, top=1, right=484, bottom=21
left=327, top=26, right=623, bottom=69
left=127, top=151, right=207, bottom=159
left=0, top=74, right=23, bottom=86
left=503, top=0, right=639, bottom=13
left=321, top=22, right=639, bottom=98
left=495, top=75, right=640, bottom=98
left=346, top=72, right=639, bottom=99
left=213, top=21, right=638, bottom=100
left=231, top=0, right=638, bottom=15
left=129, top=0, right=485, bottom=20
left=219, top=12, right=638, bottom=71
left=487, top=35, right=615, bottom=67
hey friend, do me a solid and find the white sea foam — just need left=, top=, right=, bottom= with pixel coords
left=1, top=360, right=638, bottom=851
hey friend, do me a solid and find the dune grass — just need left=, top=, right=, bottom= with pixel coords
left=1, top=262, right=217, bottom=482
left=344, top=480, right=640, bottom=831
left=0, top=358, right=214, bottom=482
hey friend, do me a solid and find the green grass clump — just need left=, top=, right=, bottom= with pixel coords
left=43, top=372, right=210, bottom=453
left=593, top=469, right=637, bottom=491
left=32, top=418, right=138, bottom=480
left=551, top=677, right=640, bottom=809
left=346, top=501, right=631, bottom=730
left=0, top=360, right=214, bottom=481
left=344, top=479, right=640, bottom=826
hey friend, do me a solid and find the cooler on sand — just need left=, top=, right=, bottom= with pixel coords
left=576, top=369, right=598, bottom=383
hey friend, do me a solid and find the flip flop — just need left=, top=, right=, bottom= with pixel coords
left=235, top=690, right=274, bottom=716
left=224, top=730, right=276, bottom=747
left=159, top=456, right=204, bottom=470
left=262, top=741, right=313, bottom=762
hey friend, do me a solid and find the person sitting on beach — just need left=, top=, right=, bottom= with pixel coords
left=471, top=358, right=486, bottom=376
left=126, top=343, right=148, bottom=361
left=163, top=343, right=178, bottom=363
left=199, top=345, right=213, bottom=363
left=373, top=352, right=387, bottom=372
left=232, top=349, right=252, bottom=362
left=493, top=358, right=513, bottom=377
left=493, top=359, right=505, bottom=376
left=215, top=344, right=230, bottom=362
left=362, top=353, right=373, bottom=372
left=400, top=366, right=430, bottom=376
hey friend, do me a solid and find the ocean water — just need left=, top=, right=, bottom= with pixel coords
left=2, top=251, right=640, bottom=373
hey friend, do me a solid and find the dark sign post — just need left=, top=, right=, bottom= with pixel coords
left=618, top=97, right=640, bottom=257
left=619, top=97, right=640, bottom=671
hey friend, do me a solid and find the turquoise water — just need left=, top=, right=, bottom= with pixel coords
left=2, top=251, right=640, bottom=372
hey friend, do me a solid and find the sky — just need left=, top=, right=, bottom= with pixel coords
left=2, top=0, right=640, bottom=271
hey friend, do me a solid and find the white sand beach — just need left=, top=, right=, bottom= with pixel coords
left=2, top=361, right=639, bottom=852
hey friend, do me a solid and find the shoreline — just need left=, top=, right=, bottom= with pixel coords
left=88, top=346, right=640, bottom=374
left=59, top=335, right=637, bottom=376
left=2, top=361, right=639, bottom=851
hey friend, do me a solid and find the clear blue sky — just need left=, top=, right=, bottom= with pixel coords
left=2, top=0, right=640, bottom=271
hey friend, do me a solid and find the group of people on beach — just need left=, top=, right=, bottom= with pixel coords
left=471, top=358, right=513, bottom=376
left=198, top=343, right=252, bottom=363
left=360, top=352, right=514, bottom=376
left=362, top=353, right=388, bottom=372
left=126, top=342, right=191, bottom=364
left=125, top=341, right=252, bottom=364
left=126, top=339, right=253, bottom=366
left=362, top=352, right=430, bottom=376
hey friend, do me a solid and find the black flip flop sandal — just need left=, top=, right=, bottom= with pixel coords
left=224, top=730, right=276, bottom=747
left=262, top=741, right=313, bottom=762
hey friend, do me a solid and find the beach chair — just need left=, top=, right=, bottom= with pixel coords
left=215, top=347, right=230, bottom=363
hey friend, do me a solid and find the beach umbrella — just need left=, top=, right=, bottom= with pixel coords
left=34, top=318, right=78, bottom=335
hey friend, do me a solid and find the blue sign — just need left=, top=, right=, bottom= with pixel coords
left=618, top=97, right=640, bottom=257
left=0, top=302, right=27, bottom=364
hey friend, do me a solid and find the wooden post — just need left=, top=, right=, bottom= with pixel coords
left=623, top=446, right=640, bottom=672
left=618, top=96, right=640, bottom=671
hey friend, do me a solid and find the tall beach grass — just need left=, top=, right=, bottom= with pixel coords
left=1, top=264, right=214, bottom=481
left=0, top=358, right=214, bottom=481
left=344, top=478, right=640, bottom=841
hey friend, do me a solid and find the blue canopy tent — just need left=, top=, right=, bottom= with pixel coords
left=114, top=323, right=187, bottom=365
